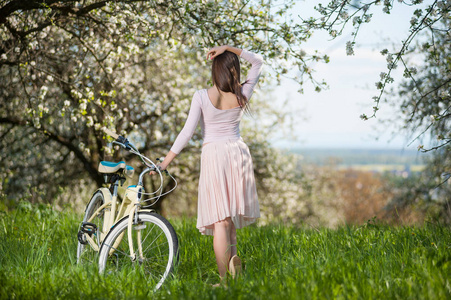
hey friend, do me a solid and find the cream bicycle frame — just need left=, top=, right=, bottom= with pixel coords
left=84, top=167, right=152, bottom=260
left=80, top=128, right=175, bottom=265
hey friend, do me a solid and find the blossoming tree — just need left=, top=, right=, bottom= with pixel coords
left=0, top=0, right=324, bottom=208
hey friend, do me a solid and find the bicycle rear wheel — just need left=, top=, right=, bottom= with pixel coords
left=77, top=191, right=105, bottom=264
left=98, top=212, right=178, bottom=290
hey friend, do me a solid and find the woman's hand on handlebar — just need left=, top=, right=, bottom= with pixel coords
left=149, top=163, right=166, bottom=176
left=149, top=151, right=176, bottom=175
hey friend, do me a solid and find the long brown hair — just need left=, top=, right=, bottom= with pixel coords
left=211, top=51, right=248, bottom=111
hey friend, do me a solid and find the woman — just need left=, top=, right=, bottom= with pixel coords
left=154, top=45, right=263, bottom=283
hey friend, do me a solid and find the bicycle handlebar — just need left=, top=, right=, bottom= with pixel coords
left=102, top=128, right=177, bottom=206
left=104, top=128, right=132, bottom=150
left=103, top=128, right=119, bottom=139
left=103, top=128, right=154, bottom=168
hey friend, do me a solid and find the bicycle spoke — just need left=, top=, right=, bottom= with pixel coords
left=140, top=223, right=156, bottom=245
left=143, top=240, right=168, bottom=254
left=141, top=230, right=164, bottom=253
left=103, top=241, right=133, bottom=260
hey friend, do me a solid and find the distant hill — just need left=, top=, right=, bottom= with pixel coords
left=288, top=148, right=429, bottom=167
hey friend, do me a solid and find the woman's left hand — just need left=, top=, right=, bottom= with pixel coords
left=149, top=151, right=175, bottom=175
left=206, top=45, right=228, bottom=60
left=149, top=163, right=166, bottom=175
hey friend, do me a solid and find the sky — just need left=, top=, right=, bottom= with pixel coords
left=270, top=1, right=429, bottom=150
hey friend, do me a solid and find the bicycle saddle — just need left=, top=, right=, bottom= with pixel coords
left=98, top=161, right=134, bottom=178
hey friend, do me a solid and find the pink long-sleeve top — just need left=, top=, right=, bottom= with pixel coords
left=170, top=49, right=264, bottom=154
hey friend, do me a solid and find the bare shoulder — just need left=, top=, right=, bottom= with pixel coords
left=206, top=87, right=219, bottom=101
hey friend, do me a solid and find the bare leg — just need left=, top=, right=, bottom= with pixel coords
left=213, top=218, right=232, bottom=278
left=230, top=221, right=237, bottom=258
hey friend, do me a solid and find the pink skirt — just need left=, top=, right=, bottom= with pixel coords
left=196, top=138, right=260, bottom=235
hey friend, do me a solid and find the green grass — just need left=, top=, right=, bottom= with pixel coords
left=1, top=202, right=450, bottom=299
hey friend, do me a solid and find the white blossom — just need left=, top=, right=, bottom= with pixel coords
left=71, top=90, right=82, bottom=99
left=439, top=90, right=450, bottom=98
left=364, top=14, right=372, bottom=22
left=79, top=101, right=87, bottom=111
left=386, top=53, right=394, bottom=63
left=86, top=116, right=94, bottom=126
left=104, top=146, right=112, bottom=156
left=340, top=11, right=349, bottom=19
left=33, top=118, right=41, bottom=128
left=346, top=41, right=355, bottom=55
left=352, top=16, right=361, bottom=26
left=154, top=130, right=163, bottom=140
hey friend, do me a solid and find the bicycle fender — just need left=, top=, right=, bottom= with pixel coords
left=97, top=187, right=112, bottom=203
left=83, top=188, right=112, bottom=214
left=97, top=187, right=113, bottom=232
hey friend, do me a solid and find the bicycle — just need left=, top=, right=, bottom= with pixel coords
left=77, top=128, right=179, bottom=291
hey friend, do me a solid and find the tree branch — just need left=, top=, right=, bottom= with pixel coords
left=0, top=115, right=103, bottom=186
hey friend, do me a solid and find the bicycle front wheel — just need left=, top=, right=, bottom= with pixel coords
left=98, top=212, right=178, bottom=291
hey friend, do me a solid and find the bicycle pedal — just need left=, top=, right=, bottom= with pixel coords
left=78, top=222, right=98, bottom=244
left=77, top=230, right=88, bottom=245
left=133, top=224, right=147, bottom=230
left=81, top=222, right=98, bottom=234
